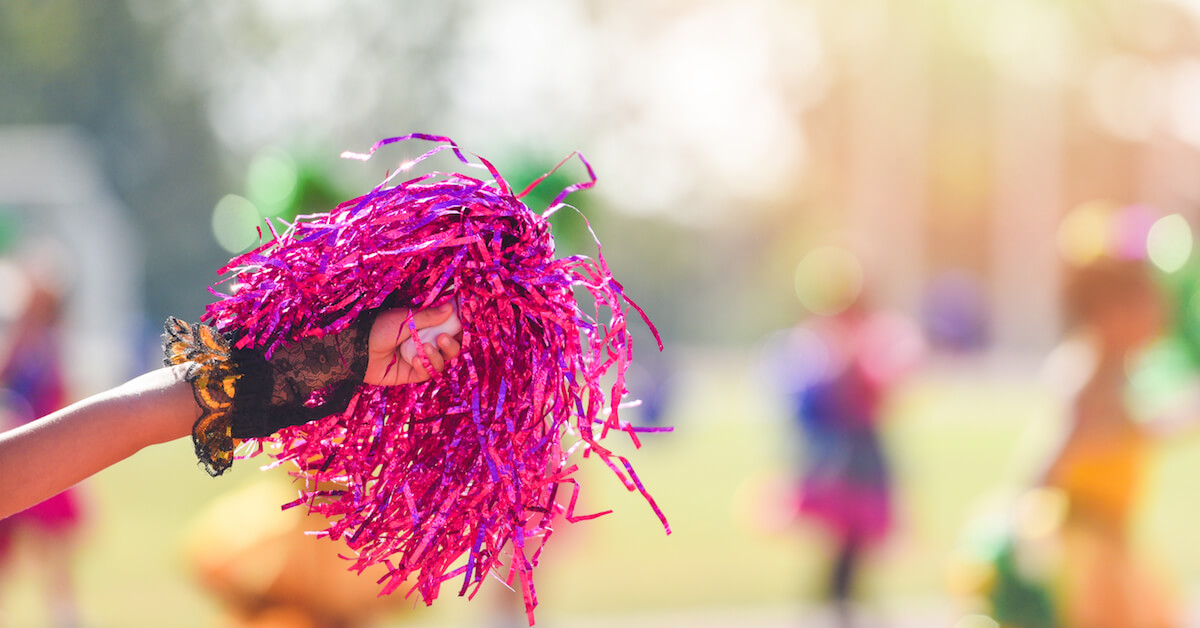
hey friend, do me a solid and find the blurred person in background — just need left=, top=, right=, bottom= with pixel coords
left=952, top=210, right=1200, bottom=628
left=0, top=251, right=83, bottom=628
left=1040, top=256, right=1177, bottom=628
left=781, top=246, right=925, bottom=627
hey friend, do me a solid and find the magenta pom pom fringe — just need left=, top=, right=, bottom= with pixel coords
left=202, top=134, right=670, bottom=624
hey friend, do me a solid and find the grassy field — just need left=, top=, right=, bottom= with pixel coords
left=6, top=350, right=1200, bottom=626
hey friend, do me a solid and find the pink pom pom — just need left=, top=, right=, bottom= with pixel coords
left=203, top=134, right=669, bottom=624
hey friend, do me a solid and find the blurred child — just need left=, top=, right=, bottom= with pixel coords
left=786, top=294, right=924, bottom=627
left=0, top=263, right=83, bottom=627
left=1040, top=257, right=1178, bottom=628
left=960, top=256, right=1184, bottom=628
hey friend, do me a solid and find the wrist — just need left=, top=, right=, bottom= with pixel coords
left=108, top=365, right=202, bottom=447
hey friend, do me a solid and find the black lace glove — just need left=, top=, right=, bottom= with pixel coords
left=163, top=313, right=376, bottom=476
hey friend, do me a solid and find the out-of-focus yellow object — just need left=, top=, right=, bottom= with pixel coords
left=183, top=480, right=409, bottom=628
left=1057, top=200, right=1117, bottom=267
left=793, top=245, right=863, bottom=316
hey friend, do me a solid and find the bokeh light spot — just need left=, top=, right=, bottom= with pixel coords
left=1111, top=204, right=1158, bottom=261
left=246, top=148, right=298, bottom=217
left=1057, top=200, right=1115, bottom=266
left=212, top=194, right=261, bottom=253
left=1146, top=213, right=1192, bottom=273
left=794, top=245, right=863, bottom=315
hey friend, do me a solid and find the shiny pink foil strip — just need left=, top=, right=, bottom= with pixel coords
left=202, top=134, right=669, bottom=624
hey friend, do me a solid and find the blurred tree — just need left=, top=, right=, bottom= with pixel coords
left=0, top=0, right=227, bottom=333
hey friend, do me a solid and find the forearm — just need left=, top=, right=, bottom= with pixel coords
left=0, top=364, right=200, bottom=520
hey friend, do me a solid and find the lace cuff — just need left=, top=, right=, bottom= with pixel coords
left=163, top=317, right=239, bottom=476
left=225, top=314, right=374, bottom=439
left=162, top=313, right=376, bottom=476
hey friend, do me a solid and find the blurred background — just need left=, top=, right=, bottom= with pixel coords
left=7, top=0, right=1200, bottom=626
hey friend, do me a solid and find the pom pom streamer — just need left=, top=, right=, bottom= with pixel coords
left=203, top=134, right=669, bottom=624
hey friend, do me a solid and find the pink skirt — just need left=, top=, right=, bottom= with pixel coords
left=796, top=479, right=891, bottom=544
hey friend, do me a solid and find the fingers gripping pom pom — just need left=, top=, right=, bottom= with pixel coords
left=399, top=299, right=462, bottom=364
left=201, top=134, right=668, bottom=625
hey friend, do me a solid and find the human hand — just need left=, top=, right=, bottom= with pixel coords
left=366, top=303, right=463, bottom=386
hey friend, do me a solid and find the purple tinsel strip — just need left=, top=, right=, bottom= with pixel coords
left=203, top=134, right=668, bottom=625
